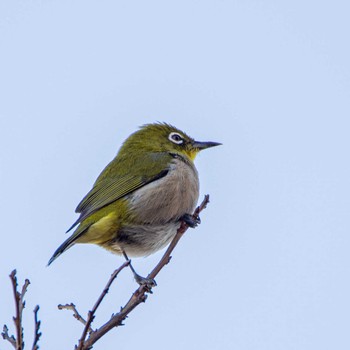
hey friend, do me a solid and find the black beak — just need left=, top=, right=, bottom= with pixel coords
left=192, top=140, right=222, bottom=150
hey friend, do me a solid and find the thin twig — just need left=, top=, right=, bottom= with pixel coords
left=1, top=325, right=16, bottom=349
left=10, top=270, right=30, bottom=350
left=81, top=195, right=210, bottom=350
left=76, top=260, right=130, bottom=350
left=31, top=305, right=41, bottom=350
left=2, top=271, right=41, bottom=350
left=58, top=303, right=90, bottom=329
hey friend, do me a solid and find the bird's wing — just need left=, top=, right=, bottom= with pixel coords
left=67, top=152, right=172, bottom=232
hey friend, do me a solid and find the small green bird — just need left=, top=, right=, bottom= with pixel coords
left=48, top=123, right=220, bottom=281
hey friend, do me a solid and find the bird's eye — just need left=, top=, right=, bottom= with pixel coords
left=169, top=132, right=184, bottom=144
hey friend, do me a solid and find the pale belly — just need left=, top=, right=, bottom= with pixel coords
left=109, top=222, right=181, bottom=256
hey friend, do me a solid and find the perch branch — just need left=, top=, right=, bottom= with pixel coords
left=76, top=260, right=130, bottom=350
left=79, top=194, right=210, bottom=350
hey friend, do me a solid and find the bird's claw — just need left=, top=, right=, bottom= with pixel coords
left=181, top=213, right=201, bottom=228
left=134, top=273, right=157, bottom=290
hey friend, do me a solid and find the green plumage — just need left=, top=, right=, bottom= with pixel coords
left=68, top=152, right=173, bottom=231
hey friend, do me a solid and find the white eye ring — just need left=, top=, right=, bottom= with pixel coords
left=169, top=132, right=184, bottom=144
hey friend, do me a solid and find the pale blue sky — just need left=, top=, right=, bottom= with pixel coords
left=1, top=1, right=350, bottom=349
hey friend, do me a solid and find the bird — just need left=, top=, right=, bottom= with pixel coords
left=48, top=122, right=220, bottom=284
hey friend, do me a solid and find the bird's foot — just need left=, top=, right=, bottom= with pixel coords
left=134, top=272, right=157, bottom=291
left=181, top=213, right=201, bottom=228
left=123, top=251, right=157, bottom=291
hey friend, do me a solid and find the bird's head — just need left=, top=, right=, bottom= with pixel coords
left=121, top=123, right=221, bottom=161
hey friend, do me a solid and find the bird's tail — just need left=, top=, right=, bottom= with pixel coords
left=47, top=235, right=77, bottom=266
left=48, top=222, right=92, bottom=266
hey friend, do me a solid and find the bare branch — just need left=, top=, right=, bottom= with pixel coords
left=2, top=270, right=41, bottom=350
left=31, top=306, right=41, bottom=350
left=1, top=325, right=16, bottom=349
left=8, top=270, right=30, bottom=350
left=58, top=303, right=90, bottom=329
left=80, top=195, right=210, bottom=350
left=76, top=260, right=130, bottom=350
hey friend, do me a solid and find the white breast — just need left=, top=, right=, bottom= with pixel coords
left=128, top=157, right=200, bottom=224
